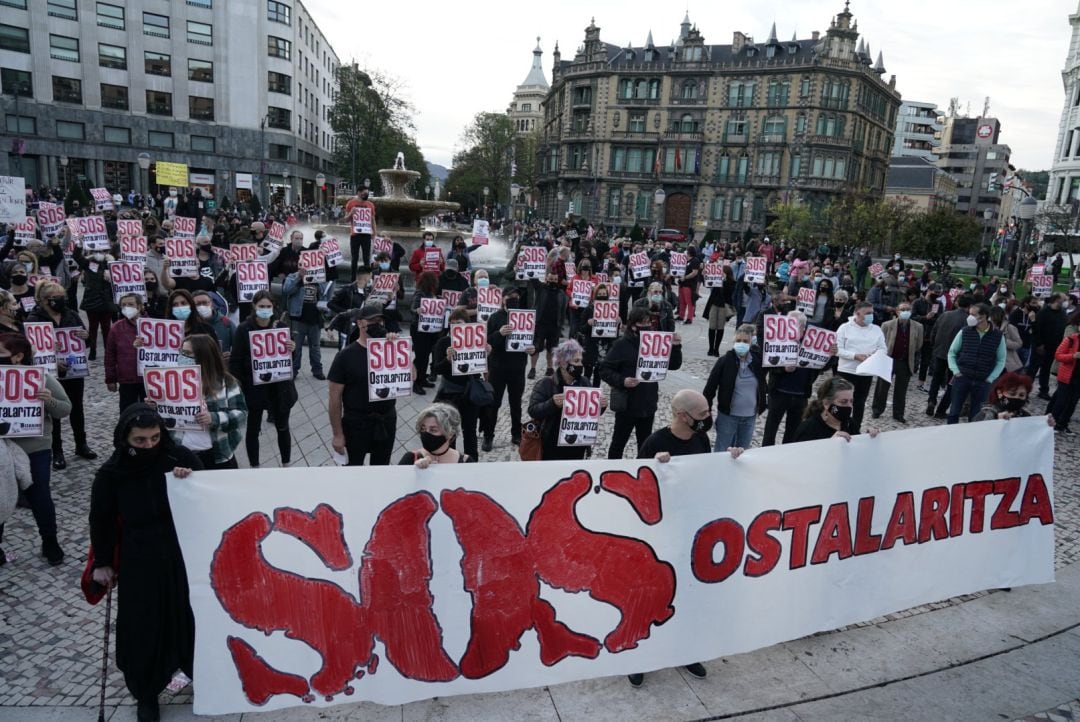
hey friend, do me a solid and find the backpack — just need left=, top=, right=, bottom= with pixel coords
left=518, top=419, right=542, bottom=461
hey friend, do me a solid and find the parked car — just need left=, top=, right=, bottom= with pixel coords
left=657, top=228, right=687, bottom=243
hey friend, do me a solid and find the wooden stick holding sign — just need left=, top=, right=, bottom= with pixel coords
left=144, top=366, right=204, bottom=430
left=636, top=331, right=674, bottom=382
left=0, top=366, right=45, bottom=437
left=558, top=387, right=603, bottom=447
left=450, top=323, right=488, bottom=375
left=367, top=337, right=413, bottom=401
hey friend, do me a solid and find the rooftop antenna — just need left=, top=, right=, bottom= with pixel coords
left=983, top=96, right=991, bottom=117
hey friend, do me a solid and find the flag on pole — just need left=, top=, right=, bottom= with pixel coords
left=654, top=148, right=663, bottom=176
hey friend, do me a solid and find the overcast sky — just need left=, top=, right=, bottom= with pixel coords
left=309, top=0, right=1076, bottom=172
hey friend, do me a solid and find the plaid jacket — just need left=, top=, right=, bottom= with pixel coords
left=172, top=379, right=248, bottom=463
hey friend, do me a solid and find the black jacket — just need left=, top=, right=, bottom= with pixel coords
left=528, top=373, right=594, bottom=460
left=599, top=331, right=683, bottom=417
left=703, top=348, right=767, bottom=416
left=487, top=309, right=528, bottom=372
left=1032, top=306, right=1067, bottom=350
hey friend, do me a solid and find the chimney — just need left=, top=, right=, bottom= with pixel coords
left=732, top=31, right=746, bottom=54
left=811, top=31, right=820, bottom=41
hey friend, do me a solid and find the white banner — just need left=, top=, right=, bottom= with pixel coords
left=367, top=337, right=413, bottom=401
left=0, top=367, right=44, bottom=437
left=450, top=323, right=487, bottom=376
left=250, top=328, right=293, bottom=385
left=236, top=261, right=269, bottom=303
left=24, top=322, right=58, bottom=375
left=169, top=419, right=1055, bottom=716
left=0, top=176, right=26, bottom=223
left=636, top=331, right=673, bottom=382
left=144, top=366, right=203, bottom=430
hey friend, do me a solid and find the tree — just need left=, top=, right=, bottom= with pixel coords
left=767, top=202, right=817, bottom=243
left=445, top=113, right=516, bottom=214
left=1016, top=169, right=1049, bottom=201
left=896, top=208, right=982, bottom=271
left=823, top=193, right=912, bottom=253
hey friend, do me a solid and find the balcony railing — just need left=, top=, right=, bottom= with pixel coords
left=806, top=134, right=847, bottom=147
left=757, top=133, right=786, bottom=145
left=751, top=173, right=784, bottom=187
left=670, top=96, right=707, bottom=106
left=615, top=97, right=660, bottom=106
left=722, top=133, right=748, bottom=145
left=796, top=177, right=847, bottom=191
left=664, top=130, right=704, bottom=141
left=611, top=130, right=660, bottom=141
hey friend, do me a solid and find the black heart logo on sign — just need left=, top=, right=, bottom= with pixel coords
left=0, top=421, right=10, bottom=436
left=163, top=418, right=177, bottom=429
left=509, top=341, right=520, bottom=350
left=526, top=271, right=536, bottom=278
left=375, top=387, right=390, bottom=399
left=258, top=372, right=273, bottom=383
left=797, top=360, right=810, bottom=367
left=640, top=371, right=652, bottom=381
left=420, top=324, right=431, bottom=332
left=564, top=433, right=578, bottom=444
left=768, top=356, right=781, bottom=366
left=457, top=363, right=470, bottom=374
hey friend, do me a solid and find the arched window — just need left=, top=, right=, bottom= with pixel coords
left=681, top=80, right=698, bottom=100
left=678, top=113, right=696, bottom=133
left=715, top=153, right=730, bottom=182
left=648, top=79, right=661, bottom=100
left=635, top=79, right=648, bottom=99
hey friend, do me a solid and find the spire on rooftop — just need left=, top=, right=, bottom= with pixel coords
left=768, top=22, right=778, bottom=44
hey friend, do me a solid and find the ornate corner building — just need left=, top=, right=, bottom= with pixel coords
left=535, top=4, right=901, bottom=240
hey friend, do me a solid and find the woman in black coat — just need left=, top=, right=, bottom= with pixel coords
left=529, top=339, right=601, bottom=460
left=88, top=403, right=202, bottom=722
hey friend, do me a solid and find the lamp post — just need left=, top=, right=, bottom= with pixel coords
left=510, top=183, right=521, bottom=223
left=483, top=186, right=489, bottom=219
left=281, top=170, right=290, bottom=205
left=982, top=208, right=993, bottom=250
left=653, top=187, right=666, bottom=240
left=425, top=185, right=431, bottom=201
left=1012, top=196, right=1038, bottom=284
left=743, top=197, right=753, bottom=241
left=557, top=190, right=565, bottom=219
left=137, top=152, right=151, bottom=197
left=59, top=155, right=69, bottom=189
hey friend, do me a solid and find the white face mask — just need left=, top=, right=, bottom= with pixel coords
left=967, top=315, right=980, bottom=327
left=121, top=306, right=139, bottom=320
left=196, top=304, right=214, bottom=319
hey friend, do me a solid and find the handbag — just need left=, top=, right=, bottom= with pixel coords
left=610, top=385, right=629, bottom=413
left=466, top=377, right=495, bottom=407
left=519, top=419, right=542, bottom=461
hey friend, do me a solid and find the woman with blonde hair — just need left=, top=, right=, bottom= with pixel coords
left=399, top=403, right=476, bottom=466
left=0, top=289, right=23, bottom=334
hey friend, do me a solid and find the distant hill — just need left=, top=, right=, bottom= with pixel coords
left=426, top=162, right=449, bottom=182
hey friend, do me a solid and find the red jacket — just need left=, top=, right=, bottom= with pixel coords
left=105, top=316, right=140, bottom=385
left=409, top=245, right=445, bottom=275
left=1055, top=333, right=1079, bottom=385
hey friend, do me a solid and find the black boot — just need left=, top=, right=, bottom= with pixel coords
left=707, top=330, right=719, bottom=357
left=136, top=698, right=160, bottom=722
left=42, top=535, right=64, bottom=566
left=75, top=442, right=98, bottom=460
left=52, top=450, right=66, bottom=471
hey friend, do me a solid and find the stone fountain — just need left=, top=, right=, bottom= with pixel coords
left=370, top=153, right=459, bottom=235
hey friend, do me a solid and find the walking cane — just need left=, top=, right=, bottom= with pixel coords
left=97, top=584, right=113, bottom=722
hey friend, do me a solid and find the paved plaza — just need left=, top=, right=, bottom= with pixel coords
left=0, top=317, right=1077, bottom=721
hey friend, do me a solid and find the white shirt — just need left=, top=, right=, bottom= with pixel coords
left=836, top=319, right=887, bottom=374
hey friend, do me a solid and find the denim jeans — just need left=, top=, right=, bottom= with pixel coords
left=714, top=412, right=755, bottom=451
left=290, top=319, right=323, bottom=375
left=947, top=375, right=989, bottom=424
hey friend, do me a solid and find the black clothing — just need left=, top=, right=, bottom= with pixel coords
left=599, top=332, right=683, bottom=417
left=229, top=319, right=298, bottom=466
left=528, top=373, right=595, bottom=461
left=703, top=349, right=767, bottom=416
left=637, top=427, right=710, bottom=458
left=396, top=450, right=476, bottom=465
left=432, top=334, right=486, bottom=458
left=792, top=413, right=853, bottom=443
left=328, top=341, right=397, bottom=465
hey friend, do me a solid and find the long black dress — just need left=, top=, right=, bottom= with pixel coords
left=89, top=403, right=203, bottom=704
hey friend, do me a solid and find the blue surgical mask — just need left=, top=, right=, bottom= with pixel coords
left=255, top=308, right=275, bottom=320
left=172, top=306, right=191, bottom=321
left=733, top=342, right=751, bottom=356
left=378, top=261, right=390, bottom=271
left=751, top=335, right=758, bottom=346
left=899, top=311, right=912, bottom=321
left=863, top=313, right=874, bottom=325
left=177, top=353, right=197, bottom=366
left=477, top=277, right=490, bottom=287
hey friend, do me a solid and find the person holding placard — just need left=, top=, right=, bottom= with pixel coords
left=704, top=324, right=765, bottom=451
left=447, top=235, right=482, bottom=272
left=580, top=283, right=618, bottom=386
left=105, top=294, right=147, bottom=411
left=432, top=308, right=492, bottom=459
left=71, top=244, right=117, bottom=360
left=529, top=256, right=566, bottom=380
left=482, top=285, right=534, bottom=447
left=88, top=402, right=201, bottom=722
left=142, top=269, right=168, bottom=320
left=0, top=290, right=23, bottom=334
left=345, top=188, right=377, bottom=279
left=762, top=312, right=817, bottom=446
left=399, top=403, right=476, bottom=466
left=408, top=231, right=445, bottom=276
left=528, top=340, right=598, bottom=461
left=0, top=333, right=71, bottom=566
left=282, top=266, right=332, bottom=381
left=600, top=307, right=683, bottom=459
left=871, top=302, right=924, bottom=424
left=836, top=302, right=887, bottom=433
left=676, top=247, right=702, bottom=324
left=166, top=335, right=247, bottom=470
left=3, top=250, right=39, bottom=318
left=1029, top=293, right=1068, bottom=400
left=702, top=265, right=736, bottom=357
left=27, top=282, right=97, bottom=469
left=229, top=290, right=297, bottom=467
left=409, top=271, right=443, bottom=394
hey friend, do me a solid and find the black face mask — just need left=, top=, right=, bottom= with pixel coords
left=47, top=297, right=67, bottom=313
left=504, top=297, right=521, bottom=309
left=365, top=323, right=387, bottom=339
left=446, top=270, right=457, bottom=279
left=688, top=414, right=713, bottom=433
left=567, top=364, right=585, bottom=380
left=10, top=275, right=27, bottom=286
left=0, top=356, right=12, bottom=365
left=1001, top=396, right=1027, bottom=413
left=420, top=431, right=447, bottom=453
left=125, top=444, right=164, bottom=463
left=595, top=296, right=609, bottom=302
left=828, top=404, right=853, bottom=423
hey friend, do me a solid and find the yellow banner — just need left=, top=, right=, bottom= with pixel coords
left=155, top=161, right=189, bottom=188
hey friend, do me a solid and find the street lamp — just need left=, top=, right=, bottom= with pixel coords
left=653, top=187, right=666, bottom=240
left=59, top=155, right=69, bottom=189
left=557, top=190, right=565, bottom=219
left=1012, top=196, right=1038, bottom=283
left=982, top=208, right=993, bottom=250
left=510, top=183, right=521, bottom=221
left=282, top=170, right=290, bottom=205
left=425, top=185, right=431, bottom=200
left=483, top=186, right=489, bottom=219
left=137, top=152, right=151, bottom=196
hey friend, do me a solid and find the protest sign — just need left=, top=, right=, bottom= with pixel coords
left=249, top=328, right=293, bottom=385
left=144, top=366, right=203, bottom=431
left=744, top=256, right=768, bottom=285
left=172, top=216, right=196, bottom=240
left=948, top=288, right=962, bottom=306
left=636, top=331, right=674, bottom=382
left=367, top=337, right=413, bottom=401
left=231, top=244, right=259, bottom=264
left=89, top=187, right=114, bottom=211
left=155, top=161, right=188, bottom=187
left=168, top=416, right=1055, bottom=716
left=371, top=236, right=392, bottom=263
left=13, top=217, right=36, bottom=247
left=120, top=236, right=147, bottom=263
left=571, top=279, right=594, bottom=309
left=450, top=322, right=487, bottom=375
left=136, top=318, right=184, bottom=375
left=471, top=219, right=490, bottom=246
left=558, top=387, right=603, bottom=447
left=763, top=314, right=801, bottom=367
left=477, top=286, right=502, bottom=322
left=166, top=237, right=199, bottom=278
left=267, top=222, right=286, bottom=249
left=516, top=246, right=547, bottom=280
left=423, top=247, right=443, bottom=273
left=703, top=263, right=725, bottom=288
left=869, top=263, right=886, bottom=280
left=796, top=287, right=816, bottom=315
left=564, top=262, right=577, bottom=283
left=1032, top=274, right=1054, bottom=298
left=236, top=261, right=269, bottom=303
left=76, top=216, right=109, bottom=251
left=594, top=272, right=609, bottom=285
left=856, top=349, right=894, bottom=384
left=507, top=309, right=535, bottom=352
left=37, top=202, right=65, bottom=237
left=1026, top=264, right=1045, bottom=283
left=0, top=176, right=26, bottom=223
left=109, top=261, right=146, bottom=303
left=0, top=366, right=44, bottom=437
left=669, top=252, right=687, bottom=278
left=352, top=206, right=374, bottom=235
left=117, top=219, right=143, bottom=239
left=55, top=327, right=89, bottom=379
left=797, top=326, right=837, bottom=370
left=591, top=300, right=620, bottom=338
left=629, top=252, right=651, bottom=280
left=417, top=298, right=446, bottom=333
left=441, top=290, right=462, bottom=325
left=28, top=274, right=60, bottom=289
left=371, top=273, right=399, bottom=306
left=300, top=249, right=326, bottom=284
left=321, top=237, right=343, bottom=267
left=24, top=322, right=58, bottom=375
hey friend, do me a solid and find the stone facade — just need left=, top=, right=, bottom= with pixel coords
left=535, top=5, right=901, bottom=240
left=1047, top=2, right=1080, bottom=208
left=508, top=39, right=548, bottom=136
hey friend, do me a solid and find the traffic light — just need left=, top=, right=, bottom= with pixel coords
left=988, top=173, right=998, bottom=192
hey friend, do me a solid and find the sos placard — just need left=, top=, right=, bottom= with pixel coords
left=571, top=279, right=595, bottom=309
left=763, top=314, right=801, bottom=367
left=516, top=246, right=546, bottom=280
left=76, top=216, right=109, bottom=251
left=249, top=327, right=293, bottom=385
left=669, top=252, right=688, bottom=278
left=321, top=237, right=343, bottom=267
left=507, top=309, right=535, bottom=352
left=558, top=387, right=603, bottom=447
left=121, top=236, right=147, bottom=263
left=172, top=216, right=197, bottom=240
left=144, top=366, right=203, bottom=431
left=231, top=243, right=259, bottom=264
left=38, top=202, right=66, bottom=237
left=450, top=323, right=487, bottom=376
left=371, top=273, right=399, bottom=307
left=417, top=298, right=446, bottom=333
left=471, top=219, right=490, bottom=246
left=636, top=331, right=674, bottom=382
left=268, top=222, right=286, bottom=249
left=591, top=300, right=620, bottom=338
left=1032, top=274, right=1054, bottom=298
left=24, top=322, right=57, bottom=375
left=90, top=187, right=114, bottom=211
left=798, top=326, right=837, bottom=370
left=300, top=249, right=326, bottom=284
left=703, top=263, right=725, bottom=288
left=371, top=236, right=392, bottom=264
left=236, top=261, right=269, bottom=303
left=0, top=367, right=45, bottom=437
left=13, top=217, right=36, bottom=246
left=367, top=337, right=413, bottom=401
left=109, top=261, right=146, bottom=303
left=796, top=287, right=816, bottom=316
left=629, top=252, right=651, bottom=280
left=477, top=286, right=502, bottom=322
left=352, top=206, right=374, bottom=235
left=137, top=318, right=184, bottom=375
left=869, top=263, right=886, bottom=280
left=441, top=290, right=462, bottom=326
left=117, top=219, right=143, bottom=239
left=55, top=327, right=89, bottom=379
left=422, top=247, right=443, bottom=273
left=166, top=237, right=199, bottom=278
left=744, top=256, right=768, bottom=285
